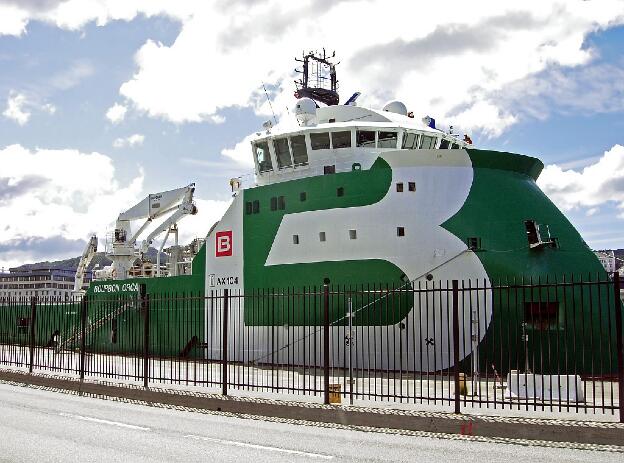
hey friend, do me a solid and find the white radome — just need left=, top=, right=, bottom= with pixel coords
left=294, top=98, right=317, bottom=126
left=382, top=100, right=408, bottom=116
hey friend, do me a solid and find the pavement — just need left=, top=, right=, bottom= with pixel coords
left=0, top=382, right=622, bottom=463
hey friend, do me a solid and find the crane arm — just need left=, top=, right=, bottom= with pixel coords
left=118, top=183, right=195, bottom=222
left=73, top=235, right=98, bottom=293
left=140, top=202, right=197, bottom=253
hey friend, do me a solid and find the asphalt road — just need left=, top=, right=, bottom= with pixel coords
left=0, top=383, right=619, bottom=463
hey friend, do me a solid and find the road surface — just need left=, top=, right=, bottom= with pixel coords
left=0, top=383, right=619, bottom=462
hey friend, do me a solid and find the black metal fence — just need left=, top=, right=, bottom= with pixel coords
left=0, top=274, right=622, bottom=421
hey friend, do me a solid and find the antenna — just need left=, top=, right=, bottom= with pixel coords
left=262, top=82, right=278, bottom=125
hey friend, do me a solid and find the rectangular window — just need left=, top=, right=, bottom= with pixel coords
left=356, top=130, right=376, bottom=147
left=396, top=182, right=404, bottom=192
left=290, top=135, right=308, bottom=165
left=439, top=139, right=450, bottom=149
left=524, top=301, right=561, bottom=330
left=420, top=135, right=437, bottom=149
left=349, top=229, right=357, bottom=240
left=319, top=231, right=326, bottom=242
left=378, top=131, right=397, bottom=148
left=253, top=141, right=273, bottom=172
left=270, top=197, right=277, bottom=211
left=467, top=237, right=481, bottom=250
left=408, top=182, right=416, bottom=192
left=331, top=131, right=351, bottom=148
left=451, top=143, right=460, bottom=149
left=300, top=192, right=307, bottom=202
left=278, top=196, right=286, bottom=210
left=336, top=187, right=344, bottom=197
left=274, top=137, right=292, bottom=168
left=310, top=132, right=330, bottom=150
left=397, top=227, right=405, bottom=237
left=402, top=132, right=418, bottom=149
left=324, top=165, right=336, bottom=175
left=252, top=200, right=260, bottom=214
left=245, top=201, right=253, bottom=215
left=292, top=235, right=299, bottom=245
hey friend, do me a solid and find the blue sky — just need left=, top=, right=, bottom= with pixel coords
left=0, top=1, right=623, bottom=269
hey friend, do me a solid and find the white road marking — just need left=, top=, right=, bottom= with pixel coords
left=58, top=412, right=151, bottom=431
left=185, top=434, right=334, bottom=459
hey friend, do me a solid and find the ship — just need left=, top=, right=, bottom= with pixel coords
left=1, top=52, right=618, bottom=376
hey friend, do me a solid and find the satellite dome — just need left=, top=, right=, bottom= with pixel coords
left=382, top=100, right=408, bottom=116
left=294, top=98, right=317, bottom=126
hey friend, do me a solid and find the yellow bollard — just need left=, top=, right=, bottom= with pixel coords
left=458, top=373, right=468, bottom=396
left=329, top=383, right=342, bottom=404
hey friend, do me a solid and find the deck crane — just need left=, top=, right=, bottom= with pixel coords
left=106, top=183, right=197, bottom=280
left=72, top=235, right=98, bottom=296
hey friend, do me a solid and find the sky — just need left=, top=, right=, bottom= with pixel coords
left=0, top=0, right=624, bottom=270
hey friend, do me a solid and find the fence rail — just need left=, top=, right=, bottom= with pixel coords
left=0, top=274, right=622, bottom=421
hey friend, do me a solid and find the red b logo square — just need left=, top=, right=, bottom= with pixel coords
left=215, top=231, right=233, bottom=257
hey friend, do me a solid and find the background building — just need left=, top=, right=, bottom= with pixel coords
left=0, top=266, right=91, bottom=299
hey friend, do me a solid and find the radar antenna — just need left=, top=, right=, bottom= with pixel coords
left=294, top=49, right=339, bottom=106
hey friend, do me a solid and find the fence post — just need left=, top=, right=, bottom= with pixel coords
left=323, top=282, right=330, bottom=405
left=79, top=295, right=88, bottom=383
left=141, top=285, right=149, bottom=389
left=614, top=273, right=623, bottom=423
left=452, top=280, right=461, bottom=414
left=28, top=296, right=37, bottom=374
left=222, top=289, right=229, bottom=396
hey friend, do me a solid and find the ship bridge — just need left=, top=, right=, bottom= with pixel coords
left=250, top=104, right=471, bottom=186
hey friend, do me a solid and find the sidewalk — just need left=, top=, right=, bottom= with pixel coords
left=1, top=367, right=623, bottom=449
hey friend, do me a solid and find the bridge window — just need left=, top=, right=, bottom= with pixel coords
left=274, top=138, right=292, bottom=169
left=402, top=132, right=419, bottom=149
left=356, top=130, right=376, bottom=147
left=378, top=131, right=397, bottom=148
left=439, top=139, right=450, bottom=149
left=420, top=135, right=437, bottom=149
left=332, top=131, right=351, bottom=149
left=253, top=141, right=273, bottom=173
left=291, top=135, right=308, bottom=165
left=324, top=165, right=336, bottom=175
left=450, top=143, right=460, bottom=149
left=310, top=132, right=330, bottom=150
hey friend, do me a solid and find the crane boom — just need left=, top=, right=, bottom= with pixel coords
left=73, top=235, right=98, bottom=295
left=107, top=183, right=197, bottom=280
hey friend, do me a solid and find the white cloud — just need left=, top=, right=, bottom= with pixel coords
left=0, top=144, right=144, bottom=268
left=2, top=91, right=58, bottom=125
left=2, top=1, right=624, bottom=139
left=538, top=144, right=624, bottom=217
left=106, top=102, right=127, bottom=124
left=113, top=133, right=144, bottom=148
left=50, top=60, right=95, bottom=90
left=2, top=92, right=30, bottom=125
left=43, top=103, right=56, bottom=114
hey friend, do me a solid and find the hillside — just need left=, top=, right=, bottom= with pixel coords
left=11, top=247, right=168, bottom=272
